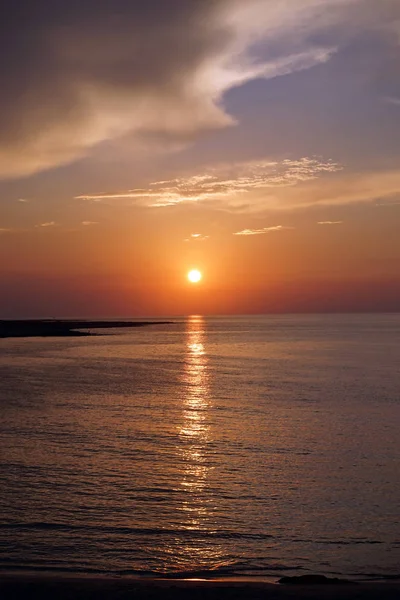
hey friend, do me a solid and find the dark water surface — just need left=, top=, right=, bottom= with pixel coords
left=1, top=315, right=399, bottom=580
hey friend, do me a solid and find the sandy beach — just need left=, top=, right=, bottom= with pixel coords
left=1, top=575, right=400, bottom=600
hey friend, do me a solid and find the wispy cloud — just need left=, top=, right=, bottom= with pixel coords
left=385, top=97, right=400, bottom=106
left=36, top=221, right=57, bottom=228
left=302, top=169, right=400, bottom=208
left=82, top=221, right=98, bottom=226
left=375, top=200, right=400, bottom=207
left=184, top=233, right=209, bottom=242
left=75, top=164, right=400, bottom=213
left=17, top=198, right=29, bottom=203
left=77, top=157, right=341, bottom=209
left=317, top=220, right=343, bottom=225
left=233, top=225, right=293, bottom=236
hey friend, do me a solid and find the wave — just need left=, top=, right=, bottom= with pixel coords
left=0, top=561, right=306, bottom=579
left=0, top=522, right=274, bottom=541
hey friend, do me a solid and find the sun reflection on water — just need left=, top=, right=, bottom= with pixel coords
left=179, top=315, right=210, bottom=492
left=174, top=316, right=226, bottom=571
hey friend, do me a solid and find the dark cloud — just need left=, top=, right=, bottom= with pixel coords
left=0, top=0, right=399, bottom=180
left=0, top=0, right=233, bottom=177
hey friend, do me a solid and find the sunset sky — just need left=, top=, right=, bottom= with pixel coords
left=1, top=0, right=399, bottom=317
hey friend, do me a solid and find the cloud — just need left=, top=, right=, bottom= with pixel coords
left=77, top=160, right=400, bottom=213
left=17, top=198, right=29, bottom=203
left=77, top=156, right=341, bottom=207
left=82, top=221, right=98, bottom=226
left=375, top=200, right=400, bottom=206
left=317, top=221, right=343, bottom=225
left=233, top=225, right=293, bottom=236
left=1, top=0, right=397, bottom=179
left=184, top=233, right=209, bottom=242
left=36, top=222, right=57, bottom=228
left=385, top=97, right=400, bottom=106
left=300, top=169, right=400, bottom=208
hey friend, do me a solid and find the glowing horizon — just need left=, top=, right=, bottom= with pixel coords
left=0, top=1, right=399, bottom=317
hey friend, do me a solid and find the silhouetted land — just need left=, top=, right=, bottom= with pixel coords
left=0, top=320, right=172, bottom=338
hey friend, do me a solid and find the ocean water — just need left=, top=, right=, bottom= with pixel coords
left=1, top=314, right=399, bottom=581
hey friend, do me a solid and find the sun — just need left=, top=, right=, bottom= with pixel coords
left=188, top=269, right=202, bottom=283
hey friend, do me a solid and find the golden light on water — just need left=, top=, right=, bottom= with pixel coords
left=187, top=269, right=202, bottom=283
left=180, top=315, right=209, bottom=475
left=175, top=316, right=225, bottom=569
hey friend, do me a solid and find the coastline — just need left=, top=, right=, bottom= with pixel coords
left=0, top=319, right=173, bottom=338
left=1, top=573, right=400, bottom=600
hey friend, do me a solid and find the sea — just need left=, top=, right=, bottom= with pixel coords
left=1, top=314, right=399, bottom=581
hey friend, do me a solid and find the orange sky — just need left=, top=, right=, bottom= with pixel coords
left=0, top=1, right=399, bottom=317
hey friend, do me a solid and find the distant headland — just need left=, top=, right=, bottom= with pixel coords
left=0, top=319, right=173, bottom=338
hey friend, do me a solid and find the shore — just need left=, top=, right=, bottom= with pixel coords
left=1, top=575, right=400, bottom=600
left=0, top=319, right=173, bottom=338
